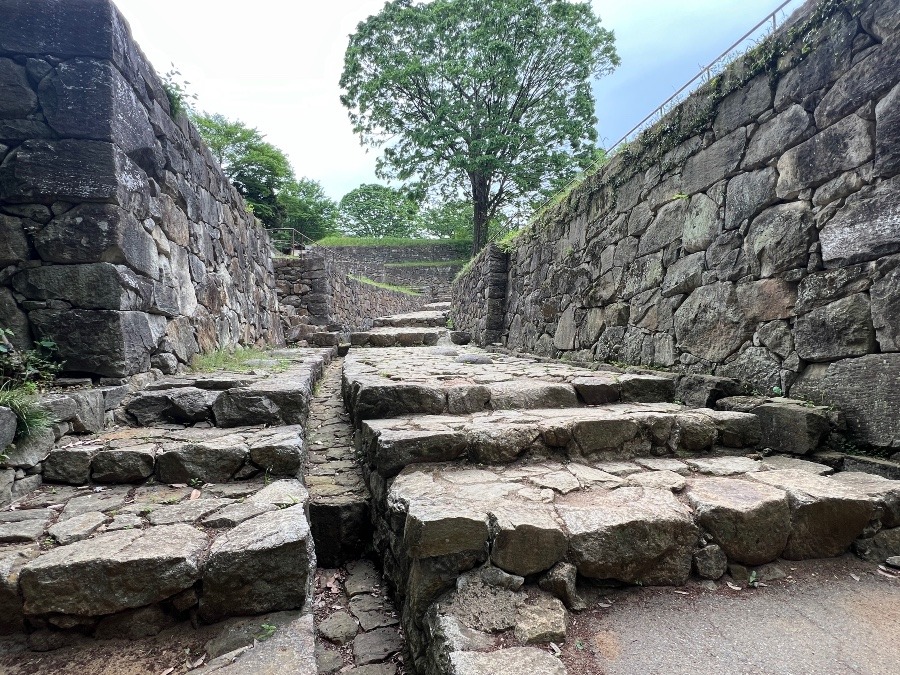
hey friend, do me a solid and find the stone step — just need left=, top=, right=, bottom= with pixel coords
left=122, top=347, right=334, bottom=429
left=349, top=327, right=445, bottom=348
left=422, top=302, right=451, bottom=312
left=359, top=404, right=762, bottom=478
left=370, top=459, right=898, bottom=671
left=373, top=310, right=450, bottom=328
left=41, top=424, right=306, bottom=486
left=0, top=479, right=315, bottom=637
left=343, top=348, right=675, bottom=424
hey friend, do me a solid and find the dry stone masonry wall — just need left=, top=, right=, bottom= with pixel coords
left=276, top=251, right=426, bottom=339
left=453, top=0, right=900, bottom=451
left=0, top=0, right=282, bottom=378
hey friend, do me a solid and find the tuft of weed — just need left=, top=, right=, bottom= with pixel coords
left=0, top=382, right=54, bottom=440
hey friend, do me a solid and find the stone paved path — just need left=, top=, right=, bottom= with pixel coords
left=306, top=358, right=370, bottom=567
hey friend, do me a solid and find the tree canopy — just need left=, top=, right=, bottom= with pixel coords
left=340, top=0, right=619, bottom=254
left=339, top=184, right=419, bottom=238
left=193, top=113, right=338, bottom=243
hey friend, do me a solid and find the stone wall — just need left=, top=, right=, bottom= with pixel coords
left=327, top=241, right=470, bottom=297
left=450, top=244, right=508, bottom=344
left=275, top=252, right=426, bottom=337
left=452, top=0, right=900, bottom=449
left=0, top=0, right=282, bottom=378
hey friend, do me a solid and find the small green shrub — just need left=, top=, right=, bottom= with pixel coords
left=0, top=329, right=63, bottom=386
left=0, top=382, right=54, bottom=440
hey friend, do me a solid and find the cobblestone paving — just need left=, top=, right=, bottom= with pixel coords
left=306, top=359, right=370, bottom=567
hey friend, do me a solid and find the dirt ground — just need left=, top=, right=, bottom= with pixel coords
left=0, top=621, right=219, bottom=675
left=562, top=556, right=900, bottom=675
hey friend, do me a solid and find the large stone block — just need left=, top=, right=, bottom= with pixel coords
left=674, top=283, right=753, bottom=363
left=791, top=354, right=900, bottom=448
left=744, top=104, right=813, bottom=168
left=0, top=139, right=149, bottom=206
left=724, top=168, right=778, bottom=231
left=681, top=128, right=746, bottom=196
left=490, top=504, right=567, bottom=577
left=38, top=58, right=159, bottom=173
left=557, top=487, right=697, bottom=585
left=0, top=214, right=29, bottom=269
left=795, top=294, right=875, bottom=362
left=0, top=0, right=129, bottom=62
left=199, top=505, right=313, bottom=622
left=776, top=115, right=874, bottom=198
left=33, top=204, right=159, bottom=278
left=0, top=406, right=15, bottom=454
left=686, top=478, right=790, bottom=565
left=749, top=470, right=875, bottom=559
left=872, top=259, right=900, bottom=351
left=19, top=524, right=206, bottom=616
left=753, top=401, right=831, bottom=455
left=0, top=287, right=30, bottom=350
left=815, top=38, right=900, bottom=129
left=876, top=81, right=900, bottom=176
left=819, top=178, right=900, bottom=267
left=12, top=263, right=156, bottom=312
left=0, top=58, right=37, bottom=118
left=29, top=309, right=166, bottom=377
left=744, top=202, right=815, bottom=278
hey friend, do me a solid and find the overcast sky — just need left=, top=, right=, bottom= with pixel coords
left=113, top=0, right=805, bottom=201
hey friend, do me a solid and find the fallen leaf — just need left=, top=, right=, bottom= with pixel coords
left=596, top=602, right=612, bottom=609
left=850, top=573, right=861, bottom=582
left=726, top=581, right=742, bottom=591
left=158, top=669, right=175, bottom=675
left=190, top=489, right=201, bottom=500
left=673, top=590, right=688, bottom=595
left=549, top=642, right=562, bottom=656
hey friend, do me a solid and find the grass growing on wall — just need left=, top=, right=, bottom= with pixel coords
left=316, top=236, right=472, bottom=248
left=384, top=259, right=470, bottom=269
left=192, top=348, right=291, bottom=373
left=348, top=275, right=422, bottom=296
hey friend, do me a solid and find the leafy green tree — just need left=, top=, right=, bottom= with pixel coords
left=279, top=178, right=339, bottom=242
left=339, top=184, right=419, bottom=238
left=417, top=199, right=473, bottom=239
left=193, top=112, right=293, bottom=226
left=340, top=0, right=619, bottom=254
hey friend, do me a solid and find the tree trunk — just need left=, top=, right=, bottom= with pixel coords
left=470, top=173, right=489, bottom=257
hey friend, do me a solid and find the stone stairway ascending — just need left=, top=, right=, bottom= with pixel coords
left=0, top=348, right=335, bottom=673
left=336, top=314, right=900, bottom=675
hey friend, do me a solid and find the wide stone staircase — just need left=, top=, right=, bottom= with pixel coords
left=0, top=348, right=337, bottom=673
left=334, top=309, right=900, bottom=674
left=2, top=304, right=899, bottom=675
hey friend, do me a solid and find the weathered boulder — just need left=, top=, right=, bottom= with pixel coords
left=752, top=402, right=831, bottom=455
left=675, top=283, right=753, bottom=363
left=200, top=505, right=314, bottom=622
left=693, top=544, right=728, bottom=580
left=248, top=427, right=305, bottom=475
left=685, top=478, right=790, bottom=565
left=791, top=354, right=900, bottom=449
left=0, top=215, right=30, bottom=270
left=156, top=435, right=248, bottom=484
left=3, top=427, right=53, bottom=469
left=830, top=472, right=900, bottom=528
left=43, top=445, right=100, bottom=484
left=448, top=647, right=566, bottom=675
left=490, top=504, right=567, bottom=577
left=488, top=381, right=578, bottom=410
left=513, top=594, right=567, bottom=645
left=0, top=546, right=38, bottom=634
left=19, top=524, right=206, bottom=616
left=91, top=446, right=156, bottom=483
left=29, top=309, right=166, bottom=377
left=776, top=114, right=873, bottom=198
left=819, top=178, right=900, bottom=267
left=675, top=374, right=744, bottom=409
left=795, top=294, right=876, bottom=362
left=749, top=470, right=875, bottom=559
left=744, top=202, right=815, bottom=278
left=557, top=487, right=697, bottom=585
